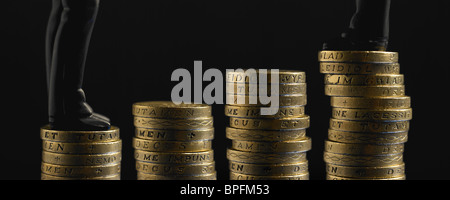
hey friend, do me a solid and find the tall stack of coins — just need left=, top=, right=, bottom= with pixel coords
left=132, top=101, right=216, bottom=180
left=40, top=126, right=122, bottom=180
left=319, top=51, right=412, bottom=180
left=225, top=70, right=311, bottom=180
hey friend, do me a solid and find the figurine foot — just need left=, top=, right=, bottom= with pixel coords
left=322, top=30, right=388, bottom=51
left=50, top=114, right=111, bottom=131
left=48, top=88, right=111, bottom=131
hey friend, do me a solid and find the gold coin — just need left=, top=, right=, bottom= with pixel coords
left=134, top=117, right=213, bottom=130
left=324, top=74, right=404, bottom=85
left=135, top=161, right=215, bottom=175
left=229, top=116, right=310, bottom=130
left=135, top=127, right=214, bottom=141
left=325, top=85, right=405, bottom=97
left=330, top=119, right=410, bottom=132
left=319, top=62, right=400, bottom=74
left=318, top=51, right=399, bottom=63
left=226, top=127, right=307, bottom=141
left=328, top=129, right=408, bottom=144
left=323, top=151, right=403, bottom=167
left=326, top=163, right=405, bottom=178
left=331, top=108, right=412, bottom=121
left=134, top=149, right=214, bottom=164
left=226, top=70, right=306, bottom=84
left=42, top=140, right=122, bottom=154
left=330, top=96, right=411, bottom=109
left=42, top=151, right=121, bottom=166
left=230, top=172, right=309, bottom=180
left=40, top=125, right=120, bottom=143
left=326, top=174, right=405, bottom=180
left=132, top=101, right=211, bottom=118
left=227, top=148, right=307, bottom=164
left=226, top=83, right=307, bottom=95
left=132, top=138, right=212, bottom=152
left=41, top=162, right=121, bottom=178
left=226, top=94, right=307, bottom=106
left=324, top=140, right=404, bottom=155
left=229, top=160, right=308, bottom=176
left=232, top=137, right=312, bottom=153
left=41, top=173, right=120, bottom=180
left=137, top=172, right=216, bottom=180
left=225, top=105, right=305, bottom=119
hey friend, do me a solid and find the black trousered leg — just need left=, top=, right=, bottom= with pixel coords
left=46, top=0, right=110, bottom=130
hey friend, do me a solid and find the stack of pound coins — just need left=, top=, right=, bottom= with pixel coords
left=40, top=126, right=122, bottom=180
left=319, top=51, right=412, bottom=180
left=132, top=101, right=216, bottom=180
left=225, top=69, right=311, bottom=180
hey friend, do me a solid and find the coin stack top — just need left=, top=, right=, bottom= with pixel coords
left=319, top=50, right=411, bottom=180
left=132, top=101, right=216, bottom=180
left=225, top=69, right=311, bottom=180
left=40, top=125, right=122, bottom=180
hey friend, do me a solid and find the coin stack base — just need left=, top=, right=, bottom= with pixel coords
left=132, top=101, right=216, bottom=180
left=40, top=125, right=122, bottom=180
left=225, top=70, right=311, bottom=180
left=319, top=50, right=411, bottom=180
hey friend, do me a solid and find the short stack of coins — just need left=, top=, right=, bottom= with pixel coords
left=40, top=125, right=122, bottom=180
left=225, top=70, right=311, bottom=180
left=319, top=51, right=412, bottom=180
left=132, top=101, right=216, bottom=180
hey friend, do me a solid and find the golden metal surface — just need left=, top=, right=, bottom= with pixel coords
left=226, top=70, right=306, bottom=84
left=132, top=101, right=211, bottom=118
left=40, top=125, right=120, bottom=143
left=132, top=138, right=212, bottom=152
left=135, top=161, right=215, bottom=175
left=327, top=129, right=408, bottom=144
left=42, top=151, right=121, bottom=166
left=42, top=140, right=122, bottom=154
left=225, top=105, right=305, bottom=119
left=41, top=173, right=120, bottom=180
left=331, top=108, right=412, bottom=121
left=137, top=172, right=216, bottom=180
left=134, top=149, right=214, bottom=164
left=229, top=160, right=308, bottom=176
left=230, top=172, right=309, bottom=180
left=326, top=174, right=405, bottom=180
left=330, top=96, right=411, bottom=109
left=134, top=116, right=213, bottom=130
left=229, top=116, right=310, bottom=130
left=319, top=50, right=411, bottom=180
left=324, top=74, right=404, bottom=85
left=324, top=140, right=404, bottom=155
left=231, top=137, right=312, bottom=153
left=226, top=83, right=307, bottom=95
left=225, top=127, right=307, bottom=141
left=134, top=127, right=214, bottom=141
left=319, top=62, right=400, bottom=74
left=329, top=118, right=410, bottom=132
left=325, top=85, right=405, bottom=97
left=318, top=51, right=399, bottom=63
left=41, top=162, right=121, bottom=177
left=226, top=94, right=307, bottom=106
left=326, top=163, right=405, bottom=178
left=323, top=151, right=403, bottom=167
left=227, top=148, right=307, bottom=164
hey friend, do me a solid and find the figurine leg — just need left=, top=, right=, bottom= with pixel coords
left=323, top=0, right=391, bottom=51
left=47, top=0, right=110, bottom=130
left=46, top=0, right=62, bottom=91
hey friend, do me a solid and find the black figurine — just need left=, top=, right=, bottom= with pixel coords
left=46, top=0, right=110, bottom=130
left=323, top=0, right=391, bottom=51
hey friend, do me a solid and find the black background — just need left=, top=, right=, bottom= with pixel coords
left=3, top=0, right=450, bottom=180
